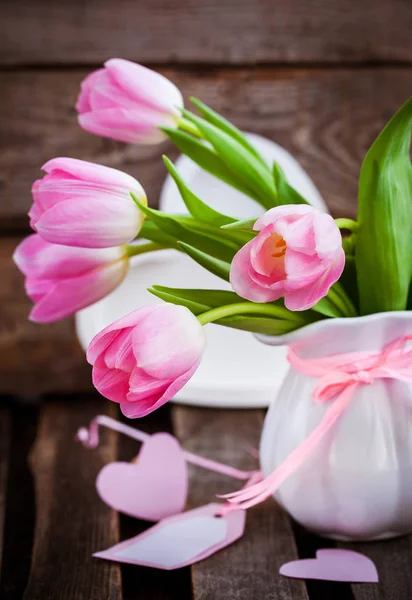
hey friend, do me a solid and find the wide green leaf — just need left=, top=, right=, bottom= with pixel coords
left=221, top=217, right=257, bottom=232
left=356, top=98, right=412, bottom=313
left=163, top=156, right=235, bottom=227
left=189, top=97, right=267, bottom=167
left=132, top=196, right=241, bottom=262
left=178, top=242, right=231, bottom=282
left=272, top=162, right=308, bottom=205
left=148, top=286, right=301, bottom=335
left=161, top=127, right=259, bottom=200
left=182, top=109, right=276, bottom=209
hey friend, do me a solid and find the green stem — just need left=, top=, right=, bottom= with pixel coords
left=178, top=117, right=203, bottom=138
left=125, top=242, right=166, bottom=258
left=335, top=218, right=359, bottom=233
left=197, top=302, right=304, bottom=326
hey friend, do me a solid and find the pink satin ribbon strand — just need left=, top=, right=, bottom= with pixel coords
left=76, top=414, right=260, bottom=482
left=221, top=334, right=412, bottom=510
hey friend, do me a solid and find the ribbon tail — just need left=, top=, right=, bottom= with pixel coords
left=221, top=384, right=358, bottom=510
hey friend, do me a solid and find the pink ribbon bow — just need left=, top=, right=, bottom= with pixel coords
left=221, top=334, right=412, bottom=511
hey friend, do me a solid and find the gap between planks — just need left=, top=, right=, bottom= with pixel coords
left=22, top=398, right=122, bottom=600
left=172, top=406, right=309, bottom=600
left=0, top=407, right=11, bottom=587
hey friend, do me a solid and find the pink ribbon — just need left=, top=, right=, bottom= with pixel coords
left=77, top=414, right=261, bottom=482
left=221, top=334, right=412, bottom=511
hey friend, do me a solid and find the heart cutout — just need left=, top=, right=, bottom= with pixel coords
left=96, top=432, right=188, bottom=521
left=280, top=549, right=379, bottom=583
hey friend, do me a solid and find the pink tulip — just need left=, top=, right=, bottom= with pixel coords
left=87, top=305, right=206, bottom=418
left=76, top=59, right=183, bottom=144
left=13, top=234, right=129, bottom=323
left=29, top=157, right=146, bottom=248
left=230, top=205, right=345, bottom=311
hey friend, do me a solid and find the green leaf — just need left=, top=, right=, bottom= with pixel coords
left=150, top=286, right=245, bottom=309
left=182, top=109, right=276, bottom=209
left=162, top=155, right=235, bottom=227
left=189, top=97, right=267, bottom=167
left=161, top=127, right=259, bottom=200
left=356, top=98, right=412, bottom=313
left=272, top=162, right=308, bottom=205
left=178, top=242, right=231, bottom=282
left=138, top=220, right=180, bottom=250
left=148, top=286, right=301, bottom=335
left=221, top=217, right=257, bottom=232
left=132, top=195, right=241, bottom=263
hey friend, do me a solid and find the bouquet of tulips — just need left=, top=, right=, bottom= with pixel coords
left=14, top=59, right=412, bottom=419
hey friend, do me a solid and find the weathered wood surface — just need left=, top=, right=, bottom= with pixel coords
left=342, top=537, right=412, bottom=600
left=0, top=237, right=92, bottom=396
left=22, top=398, right=122, bottom=600
left=172, top=406, right=309, bottom=600
left=2, top=68, right=412, bottom=229
left=1, top=0, right=412, bottom=66
left=0, top=408, right=11, bottom=587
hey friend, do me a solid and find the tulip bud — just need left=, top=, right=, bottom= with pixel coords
left=30, top=157, right=146, bottom=248
left=13, top=234, right=129, bottom=322
left=76, top=59, right=183, bottom=144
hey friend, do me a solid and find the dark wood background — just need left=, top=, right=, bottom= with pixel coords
left=1, top=1, right=412, bottom=598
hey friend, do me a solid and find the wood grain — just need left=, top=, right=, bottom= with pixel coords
left=0, top=237, right=92, bottom=396
left=1, top=0, right=412, bottom=66
left=22, top=398, right=122, bottom=600
left=172, top=406, right=309, bottom=600
left=341, top=537, right=412, bottom=600
left=0, top=408, right=11, bottom=586
left=2, top=67, right=412, bottom=229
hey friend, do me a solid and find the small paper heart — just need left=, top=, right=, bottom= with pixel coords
left=280, top=549, right=379, bottom=583
left=96, top=432, right=188, bottom=521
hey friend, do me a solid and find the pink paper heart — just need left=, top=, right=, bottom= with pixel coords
left=279, top=549, right=379, bottom=583
left=96, top=432, right=188, bottom=521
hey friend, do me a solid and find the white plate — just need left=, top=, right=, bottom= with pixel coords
left=76, top=134, right=325, bottom=408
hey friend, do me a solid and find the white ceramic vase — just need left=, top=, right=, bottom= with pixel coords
left=258, top=311, right=412, bottom=541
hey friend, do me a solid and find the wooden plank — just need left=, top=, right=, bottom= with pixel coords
left=172, top=406, right=309, bottom=600
left=340, top=537, right=412, bottom=600
left=1, top=0, right=412, bottom=65
left=0, top=403, right=38, bottom=599
left=2, top=68, right=412, bottom=229
left=0, top=408, right=11, bottom=585
left=118, top=406, right=192, bottom=600
left=0, top=237, right=92, bottom=396
left=22, top=398, right=122, bottom=600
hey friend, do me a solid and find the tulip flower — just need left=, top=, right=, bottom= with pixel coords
left=87, top=304, right=206, bottom=417
left=230, top=205, right=345, bottom=311
left=76, top=59, right=184, bottom=144
left=13, top=234, right=129, bottom=323
left=29, top=157, right=146, bottom=248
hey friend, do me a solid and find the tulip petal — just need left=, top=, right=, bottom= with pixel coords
left=131, top=305, right=206, bottom=379
left=104, top=59, right=183, bottom=116
left=86, top=305, right=155, bottom=365
left=75, top=69, right=106, bottom=113
left=230, top=241, right=284, bottom=303
left=121, top=360, right=200, bottom=418
left=313, top=212, right=343, bottom=259
left=13, top=234, right=126, bottom=279
left=78, top=108, right=173, bottom=144
left=284, top=249, right=327, bottom=291
left=35, top=196, right=143, bottom=248
left=102, top=328, right=135, bottom=372
left=42, top=157, right=143, bottom=193
left=29, top=259, right=128, bottom=323
left=255, top=204, right=315, bottom=231
left=285, top=249, right=345, bottom=310
left=92, top=366, right=130, bottom=404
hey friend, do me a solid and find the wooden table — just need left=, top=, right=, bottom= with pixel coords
left=1, top=1, right=412, bottom=598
